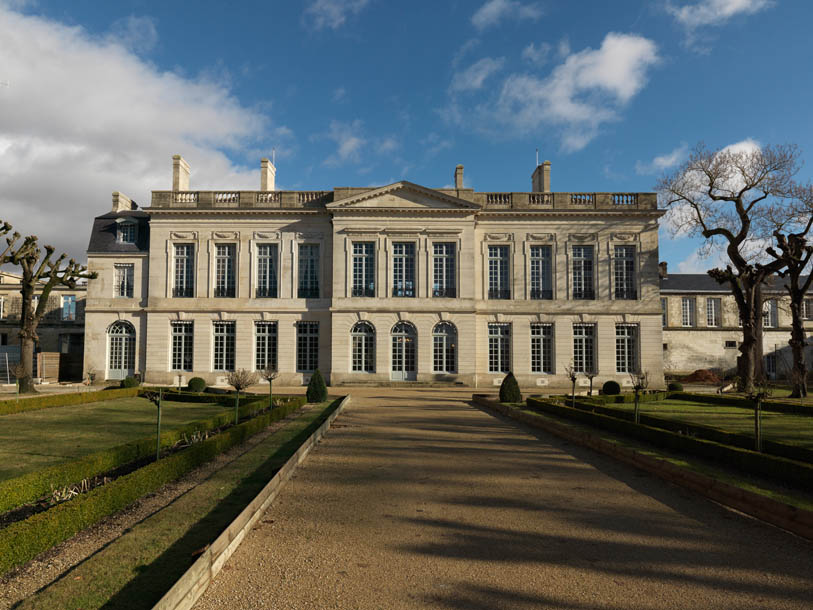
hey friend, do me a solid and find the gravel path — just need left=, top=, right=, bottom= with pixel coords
left=195, top=388, right=813, bottom=610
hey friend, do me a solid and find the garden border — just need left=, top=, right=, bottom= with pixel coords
left=152, top=394, right=351, bottom=610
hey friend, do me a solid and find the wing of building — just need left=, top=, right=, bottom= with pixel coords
left=84, top=155, right=665, bottom=389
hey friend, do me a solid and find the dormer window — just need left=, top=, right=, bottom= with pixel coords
left=118, top=221, right=137, bottom=244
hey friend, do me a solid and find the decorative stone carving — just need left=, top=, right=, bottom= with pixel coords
left=213, top=231, right=238, bottom=239
left=569, top=233, right=596, bottom=242
left=343, top=227, right=383, bottom=235
left=356, top=311, right=368, bottom=321
left=295, top=232, right=323, bottom=240
left=526, top=233, right=554, bottom=242
left=170, top=231, right=197, bottom=240
left=612, top=233, right=635, bottom=241
left=485, top=233, right=513, bottom=241
left=254, top=231, right=280, bottom=240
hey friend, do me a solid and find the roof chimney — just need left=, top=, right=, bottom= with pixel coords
left=658, top=261, right=668, bottom=279
left=532, top=160, right=551, bottom=192
left=111, top=191, right=135, bottom=213
left=172, top=155, right=191, bottom=191
left=454, top=164, right=464, bottom=189
left=261, top=157, right=276, bottom=191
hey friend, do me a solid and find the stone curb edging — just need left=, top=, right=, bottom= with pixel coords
left=153, top=396, right=351, bottom=610
left=472, top=396, right=813, bottom=542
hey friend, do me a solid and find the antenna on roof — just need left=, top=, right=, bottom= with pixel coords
left=272, top=148, right=276, bottom=165
left=536, top=148, right=539, bottom=166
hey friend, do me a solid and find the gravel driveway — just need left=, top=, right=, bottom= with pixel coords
left=195, top=388, right=813, bottom=609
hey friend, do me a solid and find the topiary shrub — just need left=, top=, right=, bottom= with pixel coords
left=120, top=376, right=140, bottom=389
left=499, top=372, right=522, bottom=403
left=667, top=381, right=683, bottom=392
left=187, top=377, right=206, bottom=393
left=306, top=370, right=328, bottom=403
left=602, top=380, right=621, bottom=395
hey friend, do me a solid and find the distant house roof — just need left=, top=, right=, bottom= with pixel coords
left=87, top=210, right=149, bottom=254
left=660, top=273, right=807, bottom=294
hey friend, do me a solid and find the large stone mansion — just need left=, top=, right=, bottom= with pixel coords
left=83, top=155, right=665, bottom=388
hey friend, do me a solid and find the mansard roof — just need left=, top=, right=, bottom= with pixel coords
left=660, top=273, right=808, bottom=294
left=326, top=181, right=480, bottom=211
left=87, top=210, right=149, bottom=254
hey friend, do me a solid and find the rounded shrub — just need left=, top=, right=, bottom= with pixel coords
left=187, top=377, right=206, bottom=393
left=306, top=370, right=328, bottom=403
left=499, top=372, right=522, bottom=403
left=602, top=380, right=621, bottom=395
left=667, top=381, right=683, bottom=392
left=120, top=376, right=140, bottom=389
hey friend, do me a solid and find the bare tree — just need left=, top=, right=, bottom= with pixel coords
left=630, top=370, right=650, bottom=424
left=564, top=363, right=577, bottom=408
left=0, top=220, right=96, bottom=393
left=261, top=365, right=279, bottom=410
left=227, top=369, right=259, bottom=425
left=658, top=143, right=802, bottom=393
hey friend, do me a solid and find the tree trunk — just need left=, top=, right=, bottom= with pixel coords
left=18, top=324, right=37, bottom=394
left=736, top=280, right=764, bottom=394
left=788, top=297, right=808, bottom=398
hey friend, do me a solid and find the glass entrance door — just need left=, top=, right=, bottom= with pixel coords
left=391, top=322, right=416, bottom=381
left=108, top=321, right=135, bottom=380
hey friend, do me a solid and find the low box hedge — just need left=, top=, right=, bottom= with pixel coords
left=0, top=387, right=142, bottom=416
left=526, top=397, right=813, bottom=490
left=669, top=392, right=813, bottom=415
left=0, top=395, right=306, bottom=514
left=590, top=391, right=669, bottom=404
left=0, top=396, right=317, bottom=576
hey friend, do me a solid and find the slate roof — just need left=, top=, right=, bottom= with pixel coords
left=660, top=273, right=808, bottom=294
left=86, top=210, right=149, bottom=254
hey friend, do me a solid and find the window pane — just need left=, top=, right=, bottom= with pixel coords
left=432, top=322, right=457, bottom=373
left=613, top=246, right=636, bottom=300
left=615, top=324, right=637, bottom=373
left=171, top=321, right=193, bottom=371
left=255, top=321, right=278, bottom=371
left=488, top=323, right=510, bottom=373
left=352, top=243, right=375, bottom=297
left=213, top=321, right=235, bottom=371
left=432, top=243, right=456, bottom=298
left=257, top=244, right=278, bottom=298
left=572, top=246, right=594, bottom=300
left=298, top=244, right=320, bottom=298
left=215, top=244, right=236, bottom=298
left=530, top=246, right=552, bottom=300
left=706, top=298, right=721, bottom=327
left=531, top=323, right=553, bottom=373
left=351, top=322, right=375, bottom=372
left=488, top=245, right=510, bottom=299
left=114, top=264, right=134, bottom=298
left=573, top=324, right=595, bottom=373
left=173, top=244, right=195, bottom=298
left=61, top=295, right=76, bottom=321
left=296, top=321, right=319, bottom=372
left=682, top=298, right=695, bottom=327
left=392, top=242, right=416, bottom=297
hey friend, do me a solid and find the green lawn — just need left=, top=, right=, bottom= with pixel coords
left=0, top=397, right=230, bottom=480
left=610, top=399, right=813, bottom=448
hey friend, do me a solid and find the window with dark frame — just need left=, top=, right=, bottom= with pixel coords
left=488, top=323, right=510, bottom=373
left=114, top=264, right=134, bottom=298
left=571, top=245, right=594, bottom=300
left=573, top=323, right=595, bottom=373
left=214, top=244, right=236, bottom=298
left=351, top=321, right=375, bottom=372
left=296, top=321, right=319, bottom=372
left=298, top=244, right=320, bottom=298
left=529, top=245, right=552, bottom=300
left=213, top=321, right=235, bottom=371
left=173, top=244, right=195, bottom=297
left=255, top=321, right=278, bottom=371
left=432, top=322, right=457, bottom=373
left=256, top=244, right=278, bottom=298
left=615, top=324, right=637, bottom=374
left=351, top=242, right=375, bottom=297
left=392, top=242, right=416, bottom=297
left=613, top=245, right=636, bottom=300
left=531, top=323, right=553, bottom=374
left=487, top=245, right=510, bottom=299
left=432, top=243, right=456, bottom=298
left=171, top=321, right=193, bottom=371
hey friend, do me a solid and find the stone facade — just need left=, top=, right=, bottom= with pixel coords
left=84, top=156, right=665, bottom=389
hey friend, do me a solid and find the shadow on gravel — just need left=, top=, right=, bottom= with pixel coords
left=98, top=410, right=334, bottom=610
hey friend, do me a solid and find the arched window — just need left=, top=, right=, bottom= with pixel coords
left=432, top=322, right=457, bottom=373
left=351, top=321, right=375, bottom=373
left=108, top=321, right=135, bottom=380
left=391, top=321, right=417, bottom=381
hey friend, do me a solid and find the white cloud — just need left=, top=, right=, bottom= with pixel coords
left=635, top=143, right=689, bottom=175
left=675, top=248, right=728, bottom=273
left=377, top=136, right=398, bottom=154
left=452, top=38, right=480, bottom=68
left=304, top=0, right=371, bottom=30
left=667, top=0, right=772, bottom=29
left=471, top=0, right=543, bottom=31
left=0, top=5, right=287, bottom=261
left=321, top=120, right=366, bottom=166
left=521, top=42, right=550, bottom=66
left=450, top=57, right=505, bottom=93
left=105, top=15, right=158, bottom=54
left=493, top=32, right=659, bottom=151
left=332, top=86, right=347, bottom=102
left=421, top=132, right=453, bottom=158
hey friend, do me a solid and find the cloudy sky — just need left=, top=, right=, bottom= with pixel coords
left=1, top=0, right=811, bottom=271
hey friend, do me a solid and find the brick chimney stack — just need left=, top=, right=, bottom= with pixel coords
left=532, top=160, right=551, bottom=192
left=454, top=164, right=464, bottom=189
left=261, top=157, right=276, bottom=191
left=172, top=155, right=191, bottom=191
left=658, top=261, right=668, bottom=278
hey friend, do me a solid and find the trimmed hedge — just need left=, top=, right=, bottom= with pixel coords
left=307, top=370, right=328, bottom=403
left=602, top=380, right=621, bottom=395
left=670, top=392, right=813, bottom=416
left=667, top=382, right=683, bottom=392
left=0, top=395, right=307, bottom=514
left=187, top=377, right=206, bottom=393
left=526, top=397, right=813, bottom=489
left=590, top=391, right=669, bottom=405
left=0, top=395, right=324, bottom=576
left=0, top=387, right=141, bottom=417
left=499, top=372, right=522, bottom=403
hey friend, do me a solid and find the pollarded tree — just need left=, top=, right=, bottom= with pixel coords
left=657, top=143, right=802, bottom=393
left=0, top=220, right=96, bottom=393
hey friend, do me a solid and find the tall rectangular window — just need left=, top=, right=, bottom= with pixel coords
left=573, top=324, right=595, bottom=373
left=706, top=297, right=721, bottom=327
left=114, top=264, right=134, bottom=298
left=0, top=296, right=4, bottom=319
left=61, top=295, right=76, bottom=321
left=213, top=321, right=235, bottom=371
left=531, top=323, right=554, bottom=374
left=118, top=222, right=136, bottom=243
left=171, top=321, right=193, bottom=371
left=615, top=324, right=637, bottom=374
left=763, top=299, right=778, bottom=328
left=529, top=245, right=553, bottom=300
left=352, top=242, right=375, bottom=297
left=804, top=298, right=813, bottom=320
left=488, top=245, right=510, bottom=299
left=572, top=245, right=594, bottom=300
left=296, top=321, right=319, bottom=372
left=256, top=244, right=278, bottom=298
left=613, top=245, right=636, bottom=300
left=432, top=243, right=456, bottom=298
left=298, top=244, right=320, bottom=298
left=215, top=244, right=236, bottom=298
left=488, top=323, right=510, bottom=373
left=255, top=321, right=278, bottom=371
left=681, top=297, right=696, bottom=327
left=661, top=297, right=668, bottom=327
left=174, top=244, right=195, bottom=297
left=392, top=242, right=416, bottom=297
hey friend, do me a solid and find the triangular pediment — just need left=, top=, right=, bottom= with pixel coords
left=327, top=181, right=480, bottom=210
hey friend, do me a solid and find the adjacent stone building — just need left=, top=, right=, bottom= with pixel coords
left=660, top=266, right=813, bottom=379
left=84, top=156, right=665, bottom=389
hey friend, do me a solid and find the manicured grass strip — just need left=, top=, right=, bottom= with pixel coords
left=669, top=391, right=813, bottom=415
left=16, top=398, right=342, bottom=610
left=0, top=396, right=305, bottom=514
left=525, top=397, right=813, bottom=490
left=0, top=398, right=310, bottom=577
left=0, top=387, right=141, bottom=416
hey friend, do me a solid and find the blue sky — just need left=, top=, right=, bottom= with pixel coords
left=1, top=0, right=811, bottom=269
